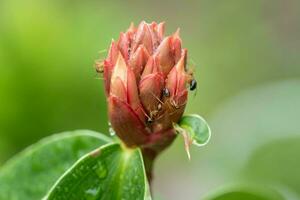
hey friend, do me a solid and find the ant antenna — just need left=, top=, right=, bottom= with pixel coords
left=94, top=75, right=104, bottom=80
left=140, top=108, right=152, bottom=123
left=98, top=49, right=107, bottom=54
left=150, top=92, right=164, bottom=104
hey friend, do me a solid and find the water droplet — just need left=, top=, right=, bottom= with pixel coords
left=95, top=161, right=108, bottom=179
left=85, top=165, right=91, bottom=171
left=130, top=187, right=135, bottom=194
left=80, top=165, right=84, bottom=170
left=72, top=173, right=78, bottom=179
left=108, top=122, right=116, bottom=136
left=92, top=164, right=98, bottom=170
left=85, top=186, right=101, bottom=200
left=109, top=127, right=116, bottom=136
left=64, top=187, right=69, bottom=193
left=56, top=186, right=61, bottom=192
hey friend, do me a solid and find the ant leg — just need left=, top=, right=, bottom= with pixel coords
left=150, top=92, right=164, bottom=104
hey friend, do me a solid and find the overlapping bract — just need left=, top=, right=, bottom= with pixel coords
left=101, top=21, right=193, bottom=148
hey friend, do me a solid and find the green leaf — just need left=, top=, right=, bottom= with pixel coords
left=203, top=185, right=284, bottom=200
left=179, top=114, right=211, bottom=146
left=45, top=143, right=151, bottom=200
left=0, top=130, right=111, bottom=200
left=243, top=137, right=300, bottom=196
left=175, top=114, right=211, bottom=159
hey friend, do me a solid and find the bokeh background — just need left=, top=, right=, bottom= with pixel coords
left=0, top=0, right=299, bottom=199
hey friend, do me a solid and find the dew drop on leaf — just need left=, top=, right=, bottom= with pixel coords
left=84, top=186, right=101, bottom=200
left=108, top=122, right=116, bottom=136
left=95, top=161, right=108, bottom=179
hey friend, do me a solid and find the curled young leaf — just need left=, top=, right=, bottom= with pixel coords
left=179, top=114, right=211, bottom=146
left=175, top=114, right=211, bottom=159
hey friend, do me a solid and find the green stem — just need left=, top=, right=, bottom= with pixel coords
left=141, top=129, right=177, bottom=192
left=142, top=148, right=156, bottom=185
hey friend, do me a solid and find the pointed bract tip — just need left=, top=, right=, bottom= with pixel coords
left=111, top=53, right=127, bottom=82
left=138, top=21, right=146, bottom=28
left=175, top=49, right=187, bottom=72
left=173, top=28, right=181, bottom=38
left=129, top=45, right=150, bottom=78
left=107, top=40, right=118, bottom=64
left=118, top=32, right=131, bottom=60
left=141, top=56, right=161, bottom=78
left=128, top=22, right=135, bottom=30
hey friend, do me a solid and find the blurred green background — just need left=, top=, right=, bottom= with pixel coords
left=0, top=0, right=299, bottom=199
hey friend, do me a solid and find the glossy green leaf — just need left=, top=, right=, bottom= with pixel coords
left=45, top=143, right=151, bottom=200
left=178, top=114, right=211, bottom=146
left=0, top=130, right=111, bottom=200
left=203, top=186, right=283, bottom=200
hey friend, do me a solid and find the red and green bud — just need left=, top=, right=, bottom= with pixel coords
left=100, top=21, right=195, bottom=153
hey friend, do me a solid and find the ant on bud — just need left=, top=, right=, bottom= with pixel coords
left=163, top=88, right=170, bottom=97
left=146, top=117, right=153, bottom=125
left=95, top=60, right=104, bottom=73
left=157, top=103, right=162, bottom=111
left=189, top=79, right=197, bottom=91
left=186, top=71, right=197, bottom=92
left=95, top=49, right=107, bottom=74
left=185, top=59, right=198, bottom=92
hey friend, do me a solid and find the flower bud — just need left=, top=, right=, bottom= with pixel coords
left=100, top=21, right=195, bottom=153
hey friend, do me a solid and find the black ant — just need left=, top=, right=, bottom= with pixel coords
left=163, top=88, right=170, bottom=97
left=185, top=58, right=198, bottom=92
left=146, top=117, right=153, bottom=125
left=189, top=79, right=197, bottom=91
left=95, top=60, right=104, bottom=73
left=94, top=49, right=107, bottom=73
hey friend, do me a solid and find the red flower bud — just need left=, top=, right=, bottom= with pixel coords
left=100, top=21, right=195, bottom=152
